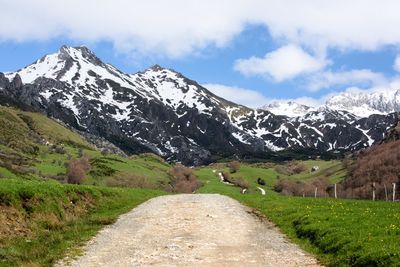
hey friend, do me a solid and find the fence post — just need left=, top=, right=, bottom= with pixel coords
left=393, top=183, right=396, bottom=202
left=334, top=184, right=337, bottom=199
left=384, top=184, right=388, bottom=201
left=314, top=187, right=318, bottom=198
left=372, top=182, right=376, bottom=201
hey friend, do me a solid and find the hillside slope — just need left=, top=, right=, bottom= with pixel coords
left=0, top=106, right=172, bottom=188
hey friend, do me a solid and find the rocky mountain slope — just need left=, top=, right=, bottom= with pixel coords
left=261, top=89, right=400, bottom=118
left=0, top=46, right=397, bottom=164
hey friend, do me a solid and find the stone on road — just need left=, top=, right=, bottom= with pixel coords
left=59, top=194, right=320, bottom=267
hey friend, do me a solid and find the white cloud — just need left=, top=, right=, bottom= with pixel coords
left=2, top=1, right=400, bottom=58
left=0, top=0, right=249, bottom=58
left=234, top=44, right=326, bottom=81
left=394, top=55, right=400, bottom=72
left=203, top=83, right=269, bottom=108
left=204, top=83, right=327, bottom=109
left=307, top=69, right=388, bottom=91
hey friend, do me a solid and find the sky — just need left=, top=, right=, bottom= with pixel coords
left=1, top=0, right=400, bottom=108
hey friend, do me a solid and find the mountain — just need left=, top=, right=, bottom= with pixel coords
left=0, top=45, right=398, bottom=165
left=262, top=88, right=400, bottom=119
left=260, top=101, right=315, bottom=117
left=325, top=89, right=400, bottom=117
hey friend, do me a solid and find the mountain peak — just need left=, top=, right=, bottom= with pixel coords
left=58, top=45, right=103, bottom=66
left=149, top=64, right=164, bottom=71
left=260, top=101, right=315, bottom=117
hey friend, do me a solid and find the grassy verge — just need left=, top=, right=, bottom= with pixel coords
left=0, top=178, right=166, bottom=266
left=196, top=166, right=400, bottom=267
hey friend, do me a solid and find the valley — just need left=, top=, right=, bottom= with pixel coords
left=0, top=105, right=399, bottom=266
left=0, top=46, right=400, bottom=266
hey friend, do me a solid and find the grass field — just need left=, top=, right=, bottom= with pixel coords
left=2, top=106, right=399, bottom=266
left=0, top=178, right=166, bottom=266
left=196, top=165, right=400, bottom=267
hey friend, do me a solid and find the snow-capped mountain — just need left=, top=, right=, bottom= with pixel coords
left=0, top=46, right=397, bottom=164
left=260, top=101, right=315, bottom=117
left=325, top=89, right=400, bottom=117
left=262, top=89, right=400, bottom=119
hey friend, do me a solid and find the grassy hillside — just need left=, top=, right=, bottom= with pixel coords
left=0, top=106, right=172, bottom=266
left=195, top=165, right=400, bottom=267
left=202, top=159, right=346, bottom=190
left=0, top=106, right=172, bottom=188
left=0, top=178, right=165, bottom=266
left=2, top=105, right=398, bottom=267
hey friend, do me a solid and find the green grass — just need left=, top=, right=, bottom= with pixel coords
left=3, top=105, right=396, bottom=266
left=286, top=160, right=346, bottom=183
left=196, top=166, right=400, bottom=267
left=0, top=178, right=166, bottom=266
left=85, top=152, right=172, bottom=187
left=0, top=167, right=17, bottom=179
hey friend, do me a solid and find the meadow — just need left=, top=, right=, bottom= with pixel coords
left=196, top=164, right=400, bottom=267
left=1, top=106, right=399, bottom=266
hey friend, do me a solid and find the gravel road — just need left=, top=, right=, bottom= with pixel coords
left=58, top=194, right=320, bottom=267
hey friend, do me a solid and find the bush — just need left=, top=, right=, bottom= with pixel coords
left=221, top=172, right=234, bottom=184
left=221, top=172, right=249, bottom=189
left=50, top=145, right=67, bottom=154
left=257, top=177, right=266, bottom=186
left=275, top=176, right=329, bottom=197
left=235, top=177, right=249, bottom=189
left=275, top=161, right=307, bottom=176
left=169, top=164, right=201, bottom=193
left=228, top=160, right=241, bottom=173
left=342, top=140, right=400, bottom=199
left=66, top=156, right=91, bottom=184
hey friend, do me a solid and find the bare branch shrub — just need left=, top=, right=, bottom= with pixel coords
left=228, top=160, right=241, bottom=173
left=67, top=156, right=91, bottom=184
left=169, top=164, right=201, bottom=193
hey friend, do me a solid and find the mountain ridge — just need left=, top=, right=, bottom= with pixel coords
left=0, top=45, right=397, bottom=164
left=261, top=88, right=400, bottom=118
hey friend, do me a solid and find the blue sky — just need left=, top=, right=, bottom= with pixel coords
left=1, top=1, right=400, bottom=108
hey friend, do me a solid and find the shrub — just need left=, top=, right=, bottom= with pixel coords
left=275, top=161, right=307, bottom=175
left=257, top=177, right=266, bottom=186
left=342, top=140, right=400, bottom=199
left=66, top=156, right=91, bottom=184
left=228, top=160, right=241, bottom=173
left=275, top=176, right=330, bottom=197
left=169, top=164, right=201, bottom=193
left=221, top=172, right=234, bottom=184
left=54, top=145, right=66, bottom=154
left=235, top=177, right=249, bottom=189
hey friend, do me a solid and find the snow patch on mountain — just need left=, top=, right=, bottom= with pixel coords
left=2, top=45, right=398, bottom=164
left=260, top=101, right=315, bottom=117
left=325, top=89, right=400, bottom=117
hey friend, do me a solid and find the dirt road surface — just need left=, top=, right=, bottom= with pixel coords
left=58, top=194, right=320, bottom=267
